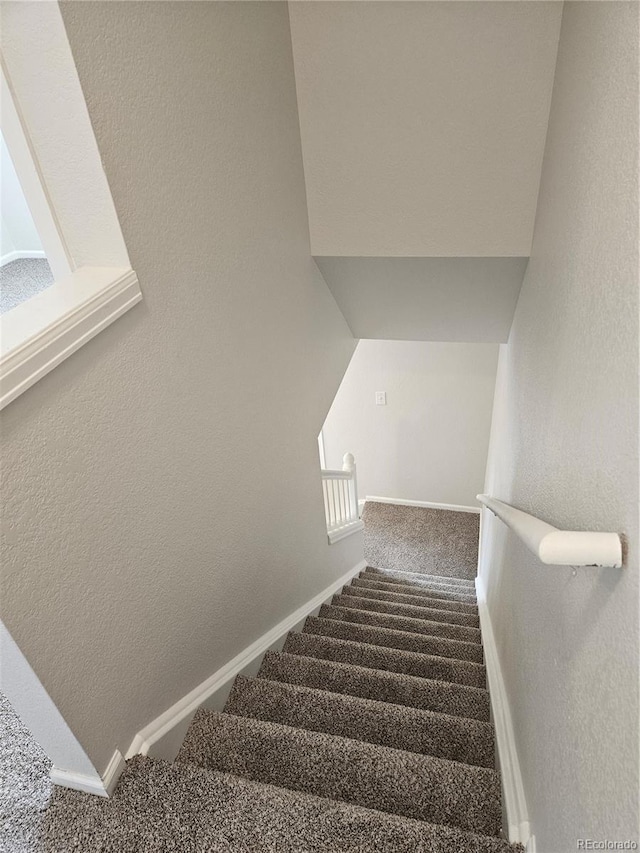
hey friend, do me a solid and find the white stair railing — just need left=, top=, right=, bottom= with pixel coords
left=477, top=494, right=623, bottom=568
left=321, top=453, right=364, bottom=544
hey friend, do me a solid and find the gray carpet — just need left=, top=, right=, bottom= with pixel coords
left=39, top=756, right=520, bottom=853
left=0, top=258, right=54, bottom=314
left=363, top=501, right=480, bottom=579
left=177, top=709, right=502, bottom=835
left=0, top=692, right=52, bottom=853
left=2, top=567, right=522, bottom=851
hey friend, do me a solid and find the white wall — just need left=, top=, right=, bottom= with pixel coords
left=322, top=340, right=499, bottom=508
left=479, top=4, right=639, bottom=850
left=0, top=131, right=43, bottom=261
left=290, top=1, right=561, bottom=257
left=0, top=1, right=360, bottom=775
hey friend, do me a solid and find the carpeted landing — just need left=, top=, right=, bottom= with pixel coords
left=32, top=566, right=522, bottom=852
left=363, top=501, right=480, bottom=579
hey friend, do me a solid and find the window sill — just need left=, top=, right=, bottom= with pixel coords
left=0, top=266, right=142, bottom=409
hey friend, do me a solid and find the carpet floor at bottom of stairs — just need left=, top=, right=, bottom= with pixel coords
left=38, top=567, right=523, bottom=852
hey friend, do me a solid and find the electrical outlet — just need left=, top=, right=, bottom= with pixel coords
left=375, top=391, right=386, bottom=406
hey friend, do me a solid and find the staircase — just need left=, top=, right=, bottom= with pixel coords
left=86, top=567, right=523, bottom=852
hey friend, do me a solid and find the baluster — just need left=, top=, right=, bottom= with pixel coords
left=322, top=479, right=330, bottom=528
left=343, top=453, right=357, bottom=522
left=327, top=478, right=336, bottom=529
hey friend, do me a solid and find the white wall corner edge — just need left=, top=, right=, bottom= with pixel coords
left=50, top=749, right=125, bottom=798
left=475, top=574, right=533, bottom=850
left=365, top=495, right=481, bottom=514
left=125, top=558, right=368, bottom=761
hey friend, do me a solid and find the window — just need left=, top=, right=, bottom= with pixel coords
left=0, top=3, right=142, bottom=409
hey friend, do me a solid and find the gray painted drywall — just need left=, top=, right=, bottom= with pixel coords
left=322, top=340, right=499, bottom=508
left=290, top=1, right=562, bottom=256
left=479, top=4, right=639, bottom=849
left=0, top=1, right=362, bottom=774
left=315, top=257, right=527, bottom=343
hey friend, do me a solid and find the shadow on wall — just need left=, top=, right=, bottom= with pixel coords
left=363, top=502, right=480, bottom=581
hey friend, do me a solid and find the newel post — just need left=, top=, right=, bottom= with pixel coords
left=343, top=453, right=358, bottom=522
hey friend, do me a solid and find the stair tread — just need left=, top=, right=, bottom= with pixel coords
left=176, top=709, right=502, bottom=837
left=365, top=566, right=477, bottom=587
left=89, top=757, right=521, bottom=853
left=332, top=592, right=480, bottom=628
left=258, top=650, right=491, bottom=721
left=304, top=615, right=484, bottom=664
left=342, top=583, right=479, bottom=615
left=351, top=576, right=477, bottom=604
left=284, top=631, right=486, bottom=688
left=321, top=602, right=482, bottom=644
left=225, top=674, right=494, bottom=767
left=362, top=569, right=477, bottom=591
left=359, top=573, right=475, bottom=596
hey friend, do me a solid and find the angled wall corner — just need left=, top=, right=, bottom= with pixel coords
left=0, top=623, right=119, bottom=795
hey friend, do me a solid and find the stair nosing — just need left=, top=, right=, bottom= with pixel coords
left=177, top=709, right=501, bottom=837
left=352, top=577, right=478, bottom=603
left=322, top=602, right=483, bottom=644
left=334, top=592, right=480, bottom=627
left=364, top=566, right=477, bottom=587
left=343, top=584, right=479, bottom=614
left=305, top=615, right=485, bottom=664
left=258, top=649, right=491, bottom=722
left=225, top=674, right=495, bottom=767
left=284, top=631, right=487, bottom=689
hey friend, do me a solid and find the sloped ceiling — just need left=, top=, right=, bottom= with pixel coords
left=315, top=256, right=528, bottom=342
left=290, top=1, right=562, bottom=258
left=289, top=1, right=562, bottom=341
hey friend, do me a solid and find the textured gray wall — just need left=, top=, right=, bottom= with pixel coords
left=1, top=2, right=360, bottom=773
left=479, top=4, right=639, bottom=849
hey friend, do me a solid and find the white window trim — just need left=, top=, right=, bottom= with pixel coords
left=1, top=64, right=72, bottom=281
left=1, top=266, right=141, bottom=409
left=0, top=4, right=142, bottom=410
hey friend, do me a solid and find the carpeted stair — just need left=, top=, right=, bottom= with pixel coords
left=168, top=565, right=519, bottom=850
left=42, top=566, right=521, bottom=851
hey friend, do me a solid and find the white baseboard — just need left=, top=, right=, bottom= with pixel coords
left=50, top=749, right=125, bottom=797
left=475, top=575, right=532, bottom=848
left=328, top=519, right=364, bottom=544
left=125, top=559, right=367, bottom=759
left=0, top=249, right=46, bottom=267
left=365, top=495, right=480, bottom=514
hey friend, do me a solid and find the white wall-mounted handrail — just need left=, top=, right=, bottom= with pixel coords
left=477, top=494, right=623, bottom=568
left=321, top=453, right=363, bottom=543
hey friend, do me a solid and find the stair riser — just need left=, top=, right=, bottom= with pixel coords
left=258, top=650, right=491, bottom=721
left=342, top=584, right=479, bottom=615
left=304, top=616, right=484, bottom=664
left=351, top=577, right=477, bottom=604
left=177, top=711, right=502, bottom=837
left=284, top=632, right=487, bottom=689
left=226, top=675, right=495, bottom=767
left=322, top=602, right=482, bottom=644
